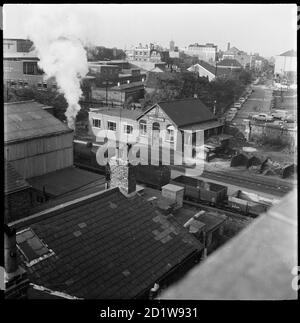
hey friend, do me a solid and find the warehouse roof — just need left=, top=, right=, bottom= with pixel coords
left=5, top=162, right=31, bottom=195
left=10, top=187, right=203, bottom=299
left=138, top=98, right=217, bottom=127
left=4, top=100, right=72, bottom=143
left=27, top=167, right=105, bottom=197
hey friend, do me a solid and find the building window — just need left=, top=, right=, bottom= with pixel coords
left=16, top=228, right=54, bottom=266
left=123, top=124, right=133, bottom=134
left=37, top=82, right=42, bottom=89
left=139, top=120, right=147, bottom=135
left=166, top=125, right=175, bottom=142
left=107, top=121, right=116, bottom=131
left=92, top=118, right=101, bottom=128
left=43, top=82, right=47, bottom=89
left=23, top=62, right=36, bottom=75
left=18, top=80, right=23, bottom=87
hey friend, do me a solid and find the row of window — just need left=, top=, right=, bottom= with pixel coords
left=6, top=79, right=57, bottom=90
left=92, top=119, right=174, bottom=141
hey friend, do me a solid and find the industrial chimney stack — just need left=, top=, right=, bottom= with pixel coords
left=227, top=42, right=230, bottom=51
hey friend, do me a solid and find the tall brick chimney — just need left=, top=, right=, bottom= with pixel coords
left=227, top=42, right=230, bottom=51
left=108, top=144, right=136, bottom=197
left=4, top=225, right=29, bottom=299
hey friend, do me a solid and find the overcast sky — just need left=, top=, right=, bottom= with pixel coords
left=3, top=4, right=297, bottom=57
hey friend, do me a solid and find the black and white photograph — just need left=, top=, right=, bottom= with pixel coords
left=2, top=3, right=298, bottom=308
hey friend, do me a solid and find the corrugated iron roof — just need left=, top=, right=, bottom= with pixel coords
left=4, top=101, right=72, bottom=143
left=11, top=188, right=203, bottom=299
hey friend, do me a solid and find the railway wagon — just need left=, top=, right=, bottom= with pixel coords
left=227, top=196, right=268, bottom=217
left=227, top=190, right=272, bottom=217
left=74, top=140, right=107, bottom=174
left=171, top=175, right=228, bottom=205
left=135, top=164, right=171, bottom=189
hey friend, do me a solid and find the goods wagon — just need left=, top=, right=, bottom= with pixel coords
left=135, top=164, right=171, bottom=189
left=227, top=190, right=271, bottom=217
left=171, top=175, right=228, bottom=205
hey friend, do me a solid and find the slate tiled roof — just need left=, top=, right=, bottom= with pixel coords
left=4, top=101, right=72, bottom=143
left=144, top=99, right=217, bottom=127
left=217, top=59, right=242, bottom=68
left=92, top=107, right=142, bottom=120
left=11, top=188, right=203, bottom=299
left=5, top=162, right=31, bottom=194
left=110, top=81, right=144, bottom=91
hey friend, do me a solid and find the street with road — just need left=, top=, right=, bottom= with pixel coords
left=232, top=81, right=273, bottom=125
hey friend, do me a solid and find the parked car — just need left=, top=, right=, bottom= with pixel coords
left=239, top=97, right=246, bottom=103
left=283, top=115, right=296, bottom=123
left=271, top=110, right=289, bottom=120
left=229, top=107, right=238, bottom=113
left=252, top=113, right=274, bottom=122
left=234, top=102, right=242, bottom=109
left=272, top=120, right=288, bottom=128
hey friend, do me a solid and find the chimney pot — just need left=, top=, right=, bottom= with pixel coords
left=4, top=225, right=18, bottom=274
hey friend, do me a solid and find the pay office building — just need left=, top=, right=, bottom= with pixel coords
left=88, top=98, right=224, bottom=160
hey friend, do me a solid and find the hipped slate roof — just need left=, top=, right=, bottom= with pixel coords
left=217, top=59, right=242, bottom=68
left=11, top=188, right=203, bottom=299
left=4, top=101, right=72, bottom=143
left=138, top=99, right=217, bottom=128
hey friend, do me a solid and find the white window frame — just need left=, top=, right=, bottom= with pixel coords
left=107, top=121, right=117, bottom=131
left=123, top=124, right=133, bottom=134
left=139, top=120, right=147, bottom=136
left=165, top=125, right=175, bottom=143
left=92, top=118, right=102, bottom=128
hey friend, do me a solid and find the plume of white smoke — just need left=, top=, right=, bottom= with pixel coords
left=24, top=5, right=98, bottom=129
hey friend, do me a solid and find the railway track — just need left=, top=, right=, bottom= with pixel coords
left=200, top=170, right=294, bottom=197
